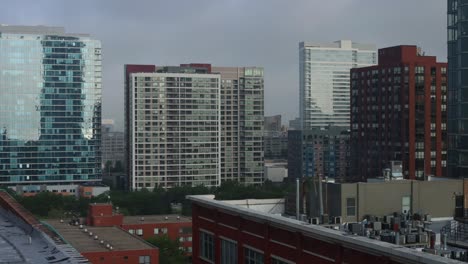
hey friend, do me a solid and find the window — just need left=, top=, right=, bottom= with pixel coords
left=136, top=229, right=143, bottom=236
left=272, top=256, right=295, bottom=264
left=139, top=256, right=150, bottom=264
left=179, top=237, right=185, bottom=242
left=402, top=196, right=411, bottom=214
left=346, top=198, right=356, bottom=216
left=154, top=228, right=159, bottom=235
left=200, top=231, right=214, bottom=262
left=221, top=238, right=237, bottom=264
left=244, top=247, right=264, bottom=264
left=128, top=229, right=135, bottom=234
left=161, top=228, right=168, bottom=234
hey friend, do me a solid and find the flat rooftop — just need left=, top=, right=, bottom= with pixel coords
left=123, top=214, right=191, bottom=225
left=0, top=24, right=90, bottom=37
left=188, top=195, right=464, bottom=264
left=46, top=220, right=154, bottom=253
left=0, top=211, right=87, bottom=263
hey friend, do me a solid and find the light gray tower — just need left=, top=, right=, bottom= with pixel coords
left=299, top=40, right=376, bottom=130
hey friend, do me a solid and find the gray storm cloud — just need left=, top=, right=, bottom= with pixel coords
left=1, top=0, right=446, bottom=130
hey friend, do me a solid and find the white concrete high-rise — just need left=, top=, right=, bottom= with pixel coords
left=299, top=40, right=376, bottom=130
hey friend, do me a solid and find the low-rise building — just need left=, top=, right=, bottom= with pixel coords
left=122, top=215, right=193, bottom=254
left=293, top=178, right=463, bottom=223
left=188, top=195, right=462, bottom=264
left=87, top=203, right=193, bottom=255
left=46, top=219, right=158, bottom=264
left=264, top=161, right=288, bottom=182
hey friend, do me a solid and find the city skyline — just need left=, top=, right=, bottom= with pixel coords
left=0, top=0, right=446, bottom=130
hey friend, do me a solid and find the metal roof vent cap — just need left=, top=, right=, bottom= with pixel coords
left=89, top=232, right=93, bottom=237
left=94, top=235, right=98, bottom=240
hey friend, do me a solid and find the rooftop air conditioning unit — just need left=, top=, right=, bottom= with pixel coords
left=310, top=217, right=320, bottom=225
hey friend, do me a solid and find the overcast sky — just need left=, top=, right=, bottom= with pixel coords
left=1, top=0, right=446, bottom=130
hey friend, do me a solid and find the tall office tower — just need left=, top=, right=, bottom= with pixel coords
left=0, top=25, right=102, bottom=194
left=299, top=40, right=376, bottom=130
left=212, top=66, right=264, bottom=185
left=350, top=46, right=447, bottom=181
left=125, top=64, right=221, bottom=190
left=448, top=0, right=468, bottom=178
left=125, top=64, right=264, bottom=189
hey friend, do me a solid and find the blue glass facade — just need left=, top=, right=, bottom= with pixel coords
left=448, top=0, right=468, bottom=177
left=0, top=26, right=102, bottom=185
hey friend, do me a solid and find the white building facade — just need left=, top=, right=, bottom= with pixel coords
left=128, top=71, right=221, bottom=189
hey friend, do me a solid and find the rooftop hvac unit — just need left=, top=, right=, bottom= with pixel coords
left=310, top=217, right=320, bottom=225
left=300, top=214, right=308, bottom=222
left=372, top=221, right=382, bottom=231
left=425, top=214, right=432, bottom=222
left=334, top=217, right=342, bottom=224
left=348, top=223, right=362, bottom=234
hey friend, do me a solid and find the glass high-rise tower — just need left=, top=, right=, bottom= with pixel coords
left=447, top=0, right=468, bottom=178
left=0, top=25, right=102, bottom=193
left=299, top=40, right=376, bottom=130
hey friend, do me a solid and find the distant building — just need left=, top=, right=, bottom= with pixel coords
left=102, top=119, right=115, bottom=133
left=102, top=130, right=125, bottom=170
left=264, top=115, right=282, bottom=135
left=125, top=64, right=264, bottom=190
left=288, top=128, right=350, bottom=182
left=299, top=40, right=376, bottom=130
left=447, top=0, right=468, bottom=178
left=288, top=117, right=301, bottom=130
left=0, top=25, right=102, bottom=195
left=350, top=46, right=447, bottom=181
left=264, top=133, right=288, bottom=159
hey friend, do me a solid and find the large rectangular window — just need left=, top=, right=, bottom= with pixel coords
left=346, top=197, right=356, bottom=216
left=139, top=256, right=150, bottom=264
left=221, top=238, right=237, bottom=264
left=200, top=231, right=214, bottom=262
left=244, top=246, right=264, bottom=264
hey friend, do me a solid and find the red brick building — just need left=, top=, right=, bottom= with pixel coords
left=188, top=195, right=455, bottom=264
left=87, top=203, right=193, bottom=255
left=350, top=46, right=447, bottom=181
left=47, top=219, right=159, bottom=264
left=121, top=215, right=193, bottom=254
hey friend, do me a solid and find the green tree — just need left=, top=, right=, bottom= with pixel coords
left=147, top=235, right=187, bottom=264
